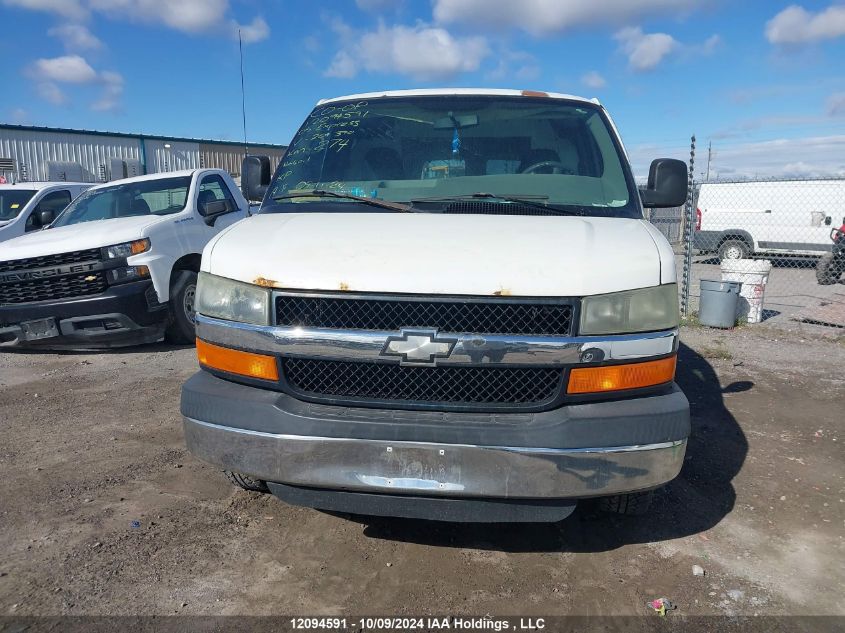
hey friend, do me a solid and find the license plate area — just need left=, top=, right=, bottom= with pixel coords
left=20, top=317, right=60, bottom=340
left=358, top=444, right=464, bottom=493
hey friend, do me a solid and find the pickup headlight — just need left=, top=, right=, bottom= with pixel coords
left=580, top=284, right=679, bottom=335
left=195, top=272, right=270, bottom=325
left=104, top=239, right=150, bottom=259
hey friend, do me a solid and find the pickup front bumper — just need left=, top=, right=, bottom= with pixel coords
left=0, top=280, right=168, bottom=349
left=182, top=370, right=689, bottom=522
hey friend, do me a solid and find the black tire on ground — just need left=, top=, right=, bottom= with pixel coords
left=224, top=471, right=270, bottom=493
left=165, top=271, right=198, bottom=344
left=816, top=253, right=838, bottom=285
left=718, top=239, right=750, bottom=261
left=598, top=490, right=654, bottom=516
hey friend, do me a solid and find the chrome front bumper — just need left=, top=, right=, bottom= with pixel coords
left=184, top=417, right=686, bottom=500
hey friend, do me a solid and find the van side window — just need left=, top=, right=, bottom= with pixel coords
left=26, top=190, right=71, bottom=231
left=197, top=174, right=237, bottom=216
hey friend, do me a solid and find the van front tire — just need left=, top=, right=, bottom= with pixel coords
left=165, top=271, right=198, bottom=344
left=598, top=490, right=654, bottom=516
left=718, top=239, right=750, bottom=261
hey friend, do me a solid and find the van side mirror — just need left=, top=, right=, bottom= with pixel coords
left=242, top=155, right=271, bottom=203
left=640, top=158, right=688, bottom=208
left=39, top=209, right=56, bottom=227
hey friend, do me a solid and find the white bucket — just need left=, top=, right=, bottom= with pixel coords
left=720, top=259, right=772, bottom=324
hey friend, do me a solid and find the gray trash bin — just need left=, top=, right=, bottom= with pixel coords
left=699, top=279, right=741, bottom=328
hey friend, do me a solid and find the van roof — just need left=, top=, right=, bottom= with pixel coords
left=318, top=88, right=600, bottom=106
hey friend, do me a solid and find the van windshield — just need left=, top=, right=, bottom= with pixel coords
left=0, top=190, right=37, bottom=221
left=265, top=95, right=639, bottom=217
left=52, top=176, right=191, bottom=228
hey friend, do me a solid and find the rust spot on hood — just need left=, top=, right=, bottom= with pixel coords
left=493, top=288, right=512, bottom=296
left=339, top=282, right=350, bottom=291
left=254, top=277, right=281, bottom=288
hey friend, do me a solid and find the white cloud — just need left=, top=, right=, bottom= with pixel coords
left=325, top=21, right=490, bottom=80
left=701, top=33, right=721, bottom=54
left=486, top=50, right=540, bottom=82
left=92, top=70, right=124, bottom=112
left=48, top=24, right=103, bottom=51
left=433, top=0, right=702, bottom=37
left=629, top=136, right=845, bottom=180
left=27, top=55, right=123, bottom=111
left=355, top=0, right=399, bottom=11
left=2, top=0, right=86, bottom=19
left=581, top=71, right=607, bottom=89
left=615, top=27, right=678, bottom=71
left=232, top=16, right=270, bottom=44
left=766, top=4, right=845, bottom=44
left=30, top=55, right=98, bottom=83
left=10, top=107, right=30, bottom=124
left=828, top=93, right=845, bottom=116
left=88, top=0, right=228, bottom=32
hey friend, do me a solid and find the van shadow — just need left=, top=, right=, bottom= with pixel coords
left=2, top=341, right=192, bottom=356
left=354, top=342, right=750, bottom=553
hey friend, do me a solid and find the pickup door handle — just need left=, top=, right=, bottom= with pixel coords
left=825, top=216, right=832, bottom=225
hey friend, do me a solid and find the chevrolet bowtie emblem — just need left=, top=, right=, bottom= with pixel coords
left=380, top=329, right=458, bottom=366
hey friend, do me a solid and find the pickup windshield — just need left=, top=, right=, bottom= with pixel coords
left=265, top=95, right=639, bottom=217
left=0, top=190, right=37, bottom=221
left=52, top=176, right=191, bottom=228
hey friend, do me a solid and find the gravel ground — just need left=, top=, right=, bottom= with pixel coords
left=0, top=325, right=842, bottom=620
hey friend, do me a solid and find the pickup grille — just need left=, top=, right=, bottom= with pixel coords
left=276, top=295, right=574, bottom=336
left=282, top=358, right=563, bottom=409
left=0, top=248, right=102, bottom=273
left=0, top=271, right=108, bottom=305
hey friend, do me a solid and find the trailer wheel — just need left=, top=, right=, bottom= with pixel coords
left=718, top=239, right=749, bottom=261
left=816, top=253, right=838, bottom=285
left=598, top=490, right=654, bottom=516
left=165, top=271, right=198, bottom=344
left=224, top=471, right=269, bottom=493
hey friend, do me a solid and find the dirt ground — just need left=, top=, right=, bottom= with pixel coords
left=0, top=323, right=843, bottom=620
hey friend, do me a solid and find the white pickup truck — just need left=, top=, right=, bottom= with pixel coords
left=182, top=88, right=690, bottom=522
left=0, top=182, right=93, bottom=243
left=0, top=169, right=249, bottom=348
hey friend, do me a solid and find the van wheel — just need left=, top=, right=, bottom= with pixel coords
left=598, top=490, right=653, bottom=516
left=165, top=271, right=198, bottom=344
left=224, top=471, right=269, bottom=493
left=718, top=239, right=749, bottom=261
left=816, top=253, right=838, bottom=285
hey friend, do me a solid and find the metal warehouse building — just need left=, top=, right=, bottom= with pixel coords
left=0, top=124, right=286, bottom=183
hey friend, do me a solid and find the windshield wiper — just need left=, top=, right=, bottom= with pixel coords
left=411, top=192, right=585, bottom=216
left=273, top=190, right=414, bottom=213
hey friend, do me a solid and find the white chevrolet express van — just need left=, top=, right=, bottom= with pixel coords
left=0, top=182, right=92, bottom=243
left=0, top=169, right=249, bottom=348
left=181, top=89, right=690, bottom=522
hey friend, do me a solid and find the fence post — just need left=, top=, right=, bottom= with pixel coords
left=681, top=135, right=696, bottom=318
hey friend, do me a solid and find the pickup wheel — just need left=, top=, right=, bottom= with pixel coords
left=816, top=253, right=838, bottom=285
left=224, top=471, right=269, bottom=493
left=165, top=271, right=198, bottom=344
left=718, top=239, right=750, bottom=261
left=598, top=490, right=654, bottom=516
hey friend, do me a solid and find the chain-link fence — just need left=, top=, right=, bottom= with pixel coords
left=660, top=177, right=845, bottom=327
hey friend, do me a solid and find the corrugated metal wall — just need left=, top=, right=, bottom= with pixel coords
left=0, top=126, right=287, bottom=183
left=0, top=128, right=140, bottom=182
left=199, top=143, right=285, bottom=176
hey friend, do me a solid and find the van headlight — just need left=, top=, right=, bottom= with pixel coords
left=580, top=284, right=679, bottom=335
left=195, top=272, right=271, bottom=325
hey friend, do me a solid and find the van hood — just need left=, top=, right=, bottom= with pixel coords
left=205, top=213, right=663, bottom=297
left=0, top=215, right=162, bottom=260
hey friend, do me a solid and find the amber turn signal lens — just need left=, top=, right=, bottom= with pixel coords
left=196, top=339, right=279, bottom=381
left=130, top=238, right=151, bottom=255
left=567, top=356, right=676, bottom=394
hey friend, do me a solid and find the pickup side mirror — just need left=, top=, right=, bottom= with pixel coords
left=640, top=158, right=688, bottom=208
left=39, top=209, right=56, bottom=227
left=242, top=155, right=271, bottom=203
left=201, top=199, right=232, bottom=226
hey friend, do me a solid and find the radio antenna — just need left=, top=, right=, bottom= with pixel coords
left=239, top=29, right=249, bottom=157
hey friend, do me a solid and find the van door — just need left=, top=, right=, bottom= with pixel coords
left=760, top=182, right=842, bottom=254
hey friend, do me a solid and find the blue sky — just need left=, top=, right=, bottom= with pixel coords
left=1, top=0, right=844, bottom=179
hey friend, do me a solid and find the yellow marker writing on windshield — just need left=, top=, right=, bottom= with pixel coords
left=10, top=204, right=19, bottom=209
